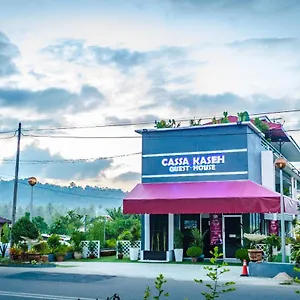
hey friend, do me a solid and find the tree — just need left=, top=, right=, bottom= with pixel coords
left=106, top=207, right=123, bottom=220
left=0, top=223, right=10, bottom=257
left=11, top=216, right=39, bottom=245
left=87, top=218, right=105, bottom=246
left=32, top=216, right=49, bottom=234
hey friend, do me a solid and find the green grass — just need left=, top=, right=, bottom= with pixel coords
left=68, top=256, right=241, bottom=266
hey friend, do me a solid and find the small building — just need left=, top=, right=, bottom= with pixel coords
left=0, top=217, right=11, bottom=232
left=123, top=116, right=300, bottom=261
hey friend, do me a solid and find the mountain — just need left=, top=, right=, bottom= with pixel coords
left=0, top=179, right=126, bottom=221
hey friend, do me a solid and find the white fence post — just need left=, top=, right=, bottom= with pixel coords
left=81, top=240, right=101, bottom=258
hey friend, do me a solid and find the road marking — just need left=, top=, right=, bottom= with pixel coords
left=0, top=290, right=105, bottom=300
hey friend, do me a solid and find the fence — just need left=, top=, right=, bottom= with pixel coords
left=81, top=240, right=101, bottom=258
left=116, top=240, right=141, bottom=258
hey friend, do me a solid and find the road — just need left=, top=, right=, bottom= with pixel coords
left=0, top=269, right=298, bottom=300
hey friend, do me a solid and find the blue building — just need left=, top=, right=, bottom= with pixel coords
left=123, top=117, right=300, bottom=261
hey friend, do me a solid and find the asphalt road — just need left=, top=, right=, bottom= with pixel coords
left=0, top=269, right=298, bottom=300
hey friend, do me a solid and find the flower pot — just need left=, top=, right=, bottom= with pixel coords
left=191, top=257, right=198, bottom=263
left=248, top=249, right=263, bottom=262
left=74, top=252, right=82, bottom=260
left=28, top=253, right=41, bottom=262
left=174, top=249, right=183, bottom=262
left=41, top=255, right=49, bottom=263
left=55, top=255, right=65, bottom=262
left=48, top=254, right=55, bottom=262
left=129, top=247, right=139, bottom=261
left=118, top=253, right=124, bottom=259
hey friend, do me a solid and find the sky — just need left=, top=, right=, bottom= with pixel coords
left=0, top=0, right=300, bottom=191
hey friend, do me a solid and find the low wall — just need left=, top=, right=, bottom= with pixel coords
left=249, top=262, right=298, bottom=278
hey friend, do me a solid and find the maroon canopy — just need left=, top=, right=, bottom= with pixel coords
left=123, top=180, right=299, bottom=214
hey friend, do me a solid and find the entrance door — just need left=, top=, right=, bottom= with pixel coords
left=180, top=214, right=200, bottom=257
left=224, top=216, right=242, bottom=258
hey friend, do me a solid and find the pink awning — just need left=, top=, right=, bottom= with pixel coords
left=123, top=180, right=299, bottom=215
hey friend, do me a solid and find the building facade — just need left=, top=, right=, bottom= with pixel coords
left=123, top=119, right=300, bottom=261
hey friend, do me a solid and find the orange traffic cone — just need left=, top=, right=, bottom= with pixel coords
left=240, top=259, right=248, bottom=277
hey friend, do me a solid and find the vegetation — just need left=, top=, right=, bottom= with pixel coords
left=174, top=229, right=184, bottom=249
left=154, top=119, right=181, bottom=128
left=235, top=248, right=249, bottom=263
left=0, top=223, right=10, bottom=257
left=11, top=215, right=39, bottom=245
left=186, top=246, right=202, bottom=258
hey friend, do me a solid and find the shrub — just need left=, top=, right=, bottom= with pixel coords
left=47, top=234, right=61, bottom=252
left=11, top=216, right=39, bottom=245
left=186, top=246, right=202, bottom=258
left=106, top=239, right=116, bottom=249
left=33, top=241, right=50, bottom=255
left=117, top=230, right=133, bottom=241
left=235, top=248, right=249, bottom=263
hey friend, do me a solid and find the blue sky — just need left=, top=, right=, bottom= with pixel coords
left=0, top=0, right=300, bottom=190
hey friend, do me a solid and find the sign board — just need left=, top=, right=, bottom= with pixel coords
left=210, top=214, right=223, bottom=245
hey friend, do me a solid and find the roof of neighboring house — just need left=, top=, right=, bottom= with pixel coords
left=0, top=217, right=11, bottom=224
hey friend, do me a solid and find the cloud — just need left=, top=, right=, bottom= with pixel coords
left=113, top=171, right=140, bottom=182
left=0, top=143, right=113, bottom=180
left=0, top=31, right=19, bottom=77
left=105, top=114, right=161, bottom=126
left=0, top=84, right=105, bottom=114
left=41, top=39, right=186, bottom=72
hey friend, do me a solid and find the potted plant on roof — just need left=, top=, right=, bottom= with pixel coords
left=71, top=231, right=84, bottom=260
left=129, top=225, right=140, bottom=261
left=174, top=229, right=184, bottom=262
left=244, top=233, right=267, bottom=262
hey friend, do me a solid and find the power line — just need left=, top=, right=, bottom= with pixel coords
left=19, top=108, right=300, bottom=132
left=0, top=152, right=141, bottom=164
left=21, top=127, right=300, bottom=140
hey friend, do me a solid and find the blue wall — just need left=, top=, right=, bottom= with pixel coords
left=141, top=124, right=256, bottom=183
left=247, top=126, right=262, bottom=184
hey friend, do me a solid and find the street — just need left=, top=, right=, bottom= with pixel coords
left=0, top=269, right=298, bottom=300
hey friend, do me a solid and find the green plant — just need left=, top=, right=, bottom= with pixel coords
left=106, top=239, right=116, bottom=249
left=54, top=244, right=68, bottom=256
left=237, top=111, right=250, bottom=122
left=174, top=229, right=183, bottom=249
left=117, top=230, right=133, bottom=241
left=11, top=216, right=39, bottom=245
left=0, top=223, right=10, bottom=257
left=71, top=231, right=85, bottom=252
left=47, top=234, right=61, bottom=251
left=195, top=246, right=236, bottom=300
left=190, top=118, right=201, bottom=126
left=190, top=229, right=207, bottom=249
left=117, top=242, right=123, bottom=254
left=129, top=225, right=140, bottom=247
left=235, top=248, right=249, bottom=263
left=186, top=246, right=202, bottom=258
left=154, top=119, right=180, bottom=129
left=220, top=111, right=229, bottom=123
left=265, top=234, right=281, bottom=262
left=33, top=241, right=49, bottom=255
left=143, top=274, right=169, bottom=300
left=253, top=117, right=269, bottom=133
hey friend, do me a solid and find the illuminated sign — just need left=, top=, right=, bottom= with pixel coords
left=161, top=154, right=225, bottom=173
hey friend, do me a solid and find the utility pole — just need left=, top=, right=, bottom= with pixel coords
left=11, top=123, right=21, bottom=228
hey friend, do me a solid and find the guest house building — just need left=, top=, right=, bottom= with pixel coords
left=123, top=115, right=300, bottom=261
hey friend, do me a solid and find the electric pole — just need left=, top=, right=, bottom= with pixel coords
left=11, top=123, right=21, bottom=227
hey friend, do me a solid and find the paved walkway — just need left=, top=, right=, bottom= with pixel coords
left=47, top=261, right=290, bottom=286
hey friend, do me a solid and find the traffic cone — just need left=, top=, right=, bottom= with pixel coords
left=240, top=259, right=249, bottom=277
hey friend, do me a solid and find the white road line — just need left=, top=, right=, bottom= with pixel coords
left=0, top=290, right=104, bottom=300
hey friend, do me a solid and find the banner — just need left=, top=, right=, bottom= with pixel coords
left=268, top=220, right=279, bottom=235
left=210, top=214, right=223, bottom=245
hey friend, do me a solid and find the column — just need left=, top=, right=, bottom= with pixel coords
left=168, top=214, right=174, bottom=251
left=144, top=214, right=150, bottom=251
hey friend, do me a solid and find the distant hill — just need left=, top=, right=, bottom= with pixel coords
left=0, top=179, right=126, bottom=221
